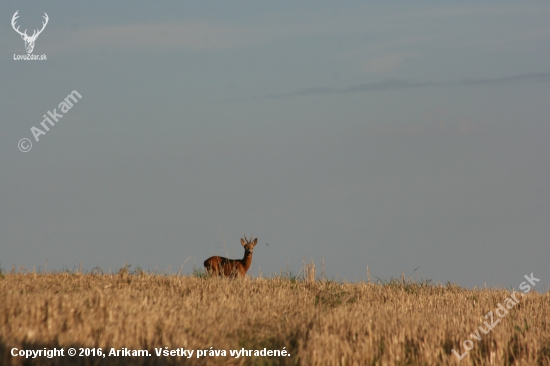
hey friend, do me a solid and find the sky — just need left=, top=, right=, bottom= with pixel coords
left=1, top=1, right=549, bottom=289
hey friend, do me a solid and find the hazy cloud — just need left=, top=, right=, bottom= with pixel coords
left=265, top=71, right=550, bottom=99
left=44, top=18, right=369, bottom=53
left=453, top=72, right=550, bottom=86
left=363, top=53, right=417, bottom=74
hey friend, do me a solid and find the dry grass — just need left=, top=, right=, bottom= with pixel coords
left=0, top=267, right=549, bottom=366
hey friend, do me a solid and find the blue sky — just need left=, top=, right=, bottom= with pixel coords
left=1, top=1, right=549, bottom=289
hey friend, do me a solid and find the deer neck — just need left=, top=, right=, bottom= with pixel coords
left=241, top=253, right=253, bottom=271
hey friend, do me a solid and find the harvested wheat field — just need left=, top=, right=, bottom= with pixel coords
left=0, top=270, right=549, bottom=365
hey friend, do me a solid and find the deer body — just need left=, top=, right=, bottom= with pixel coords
left=204, top=236, right=257, bottom=277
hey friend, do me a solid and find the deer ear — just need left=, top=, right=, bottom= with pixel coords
left=241, top=238, right=246, bottom=246
left=252, top=238, right=258, bottom=246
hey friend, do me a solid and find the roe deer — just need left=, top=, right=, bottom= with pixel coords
left=204, top=235, right=258, bottom=277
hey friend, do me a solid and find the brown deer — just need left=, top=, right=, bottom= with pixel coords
left=204, top=235, right=258, bottom=277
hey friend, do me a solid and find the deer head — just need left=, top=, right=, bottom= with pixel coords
left=12, top=11, right=49, bottom=54
left=241, top=234, right=258, bottom=257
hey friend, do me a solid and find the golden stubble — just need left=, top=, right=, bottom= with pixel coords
left=0, top=271, right=548, bottom=365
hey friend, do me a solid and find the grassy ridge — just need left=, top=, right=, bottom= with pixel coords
left=0, top=270, right=548, bottom=365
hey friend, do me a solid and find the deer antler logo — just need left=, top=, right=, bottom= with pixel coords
left=11, top=11, right=49, bottom=54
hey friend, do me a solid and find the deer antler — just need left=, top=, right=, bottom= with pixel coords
left=11, top=11, right=27, bottom=37
left=30, top=13, right=49, bottom=39
left=243, top=234, right=247, bottom=242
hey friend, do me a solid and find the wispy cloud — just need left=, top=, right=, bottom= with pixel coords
left=47, top=23, right=272, bottom=52
left=363, top=53, right=417, bottom=74
left=453, top=72, right=550, bottom=86
left=264, top=72, right=550, bottom=99
left=44, top=18, right=363, bottom=53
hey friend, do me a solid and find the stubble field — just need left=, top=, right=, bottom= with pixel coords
left=0, top=269, right=548, bottom=365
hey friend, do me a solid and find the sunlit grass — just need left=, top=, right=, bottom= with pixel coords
left=0, top=265, right=548, bottom=365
